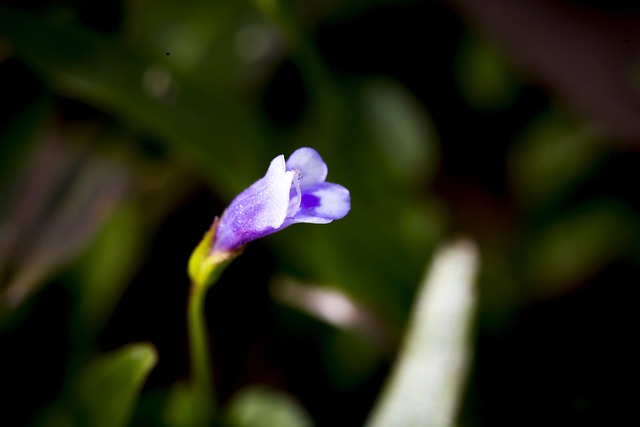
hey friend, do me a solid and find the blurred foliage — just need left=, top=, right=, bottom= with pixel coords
left=366, top=239, right=478, bottom=427
left=225, top=385, right=313, bottom=427
left=38, top=343, right=157, bottom=427
left=1, top=0, right=640, bottom=426
left=455, top=35, right=519, bottom=111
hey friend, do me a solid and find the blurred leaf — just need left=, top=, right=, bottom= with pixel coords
left=251, top=0, right=298, bottom=42
left=0, top=5, right=266, bottom=194
left=73, top=344, right=157, bottom=427
left=455, top=34, right=519, bottom=110
left=366, top=239, right=479, bottom=427
left=73, top=203, right=145, bottom=335
left=270, top=276, right=395, bottom=352
left=0, top=97, right=50, bottom=315
left=361, top=79, right=439, bottom=186
left=163, top=382, right=210, bottom=427
left=225, top=385, right=313, bottom=427
left=41, top=343, right=157, bottom=427
left=0, top=96, right=49, bottom=201
left=125, top=0, right=265, bottom=83
left=126, top=389, right=170, bottom=427
left=0, top=134, right=133, bottom=318
left=509, top=109, right=604, bottom=211
left=522, top=200, right=640, bottom=297
left=449, top=0, right=640, bottom=140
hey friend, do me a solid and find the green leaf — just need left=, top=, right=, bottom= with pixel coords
left=522, top=200, right=640, bottom=296
left=73, top=204, right=144, bottom=336
left=366, top=239, right=479, bottom=427
left=455, top=34, right=519, bottom=110
left=509, top=109, right=604, bottom=211
left=46, top=343, right=158, bottom=427
left=74, top=343, right=156, bottom=427
left=225, top=385, right=313, bottom=427
left=163, top=382, right=210, bottom=427
left=361, top=79, right=439, bottom=186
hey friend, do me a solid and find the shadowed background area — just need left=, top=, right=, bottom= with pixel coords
left=1, top=0, right=640, bottom=426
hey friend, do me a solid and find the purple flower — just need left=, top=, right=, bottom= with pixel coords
left=212, top=147, right=350, bottom=254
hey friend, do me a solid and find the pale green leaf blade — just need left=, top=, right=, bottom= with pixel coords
left=225, top=385, right=314, bottom=427
left=366, top=239, right=479, bottom=427
left=72, top=343, right=157, bottom=427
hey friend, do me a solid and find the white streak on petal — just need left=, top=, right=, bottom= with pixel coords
left=285, top=215, right=333, bottom=225
left=247, top=155, right=291, bottom=231
left=314, top=183, right=351, bottom=219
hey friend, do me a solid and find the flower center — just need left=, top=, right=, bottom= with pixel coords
left=291, top=167, right=303, bottom=181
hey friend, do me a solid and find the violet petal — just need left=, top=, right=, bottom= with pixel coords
left=285, top=147, right=328, bottom=191
left=285, top=182, right=351, bottom=226
left=213, top=155, right=293, bottom=252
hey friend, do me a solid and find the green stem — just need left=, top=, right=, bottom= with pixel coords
left=188, top=280, right=216, bottom=423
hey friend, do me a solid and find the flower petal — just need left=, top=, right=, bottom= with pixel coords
left=214, top=155, right=293, bottom=252
left=285, top=147, right=328, bottom=191
left=285, top=182, right=351, bottom=225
